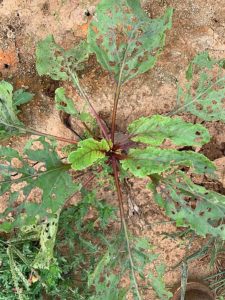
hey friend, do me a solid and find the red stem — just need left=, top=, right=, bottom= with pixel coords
left=86, top=97, right=109, bottom=140
left=27, top=128, right=78, bottom=144
left=71, top=72, right=109, bottom=140
left=111, top=84, right=121, bottom=143
left=112, top=156, right=126, bottom=223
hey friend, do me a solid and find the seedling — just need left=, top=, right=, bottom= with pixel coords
left=1, top=0, right=225, bottom=299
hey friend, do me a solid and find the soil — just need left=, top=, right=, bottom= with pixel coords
left=1, top=0, right=225, bottom=299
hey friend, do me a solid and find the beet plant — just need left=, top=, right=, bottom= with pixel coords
left=1, top=0, right=225, bottom=299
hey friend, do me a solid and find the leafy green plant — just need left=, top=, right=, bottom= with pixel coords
left=1, top=0, right=225, bottom=299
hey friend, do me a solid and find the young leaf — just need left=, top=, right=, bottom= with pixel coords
left=121, top=147, right=215, bottom=178
left=55, top=87, right=93, bottom=123
left=55, top=87, right=78, bottom=115
left=68, top=138, right=111, bottom=171
left=88, top=0, right=173, bottom=83
left=13, top=89, right=34, bottom=109
left=36, top=35, right=89, bottom=81
left=0, top=81, right=27, bottom=140
left=0, top=137, right=81, bottom=231
left=149, top=171, right=225, bottom=240
left=128, top=115, right=210, bottom=146
left=176, top=52, right=225, bottom=121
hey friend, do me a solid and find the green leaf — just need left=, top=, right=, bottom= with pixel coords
left=185, top=52, right=215, bottom=80
left=36, top=35, right=89, bottom=81
left=55, top=87, right=93, bottom=124
left=88, top=250, right=111, bottom=288
left=13, top=89, right=34, bottom=108
left=148, top=264, right=173, bottom=300
left=149, top=171, right=225, bottom=239
left=0, top=81, right=27, bottom=140
left=68, top=138, right=111, bottom=171
left=36, top=35, right=67, bottom=80
left=55, top=87, right=78, bottom=115
left=128, top=115, right=210, bottom=146
left=0, top=137, right=81, bottom=231
left=88, top=232, right=171, bottom=300
left=131, top=236, right=172, bottom=299
left=121, top=147, right=215, bottom=178
left=177, top=52, right=225, bottom=121
left=88, top=0, right=173, bottom=83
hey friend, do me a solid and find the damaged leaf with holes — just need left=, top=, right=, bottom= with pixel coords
left=36, top=35, right=90, bottom=80
left=176, top=52, right=225, bottom=121
left=122, top=147, right=215, bottom=178
left=0, top=81, right=33, bottom=140
left=149, top=171, right=225, bottom=239
left=88, top=233, right=172, bottom=300
left=88, top=0, right=173, bottom=83
left=32, top=209, right=60, bottom=269
left=128, top=115, right=210, bottom=146
left=0, top=137, right=80, bottom=232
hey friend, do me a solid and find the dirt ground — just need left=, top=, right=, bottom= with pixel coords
left=1, top=0, right=225, bottom=299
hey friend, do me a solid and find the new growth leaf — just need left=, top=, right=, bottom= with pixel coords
left=68, top=138, right=111, bottom=170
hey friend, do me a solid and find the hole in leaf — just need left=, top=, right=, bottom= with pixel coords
left=196, top=103, right=203, bottom=110
left=207, top=106, right=213, bottom=113
left=85, top=10, right=91, bottom=17
left=109, top=61, right=116, bottom=67
left=132, top=16, right=138, bottom=23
